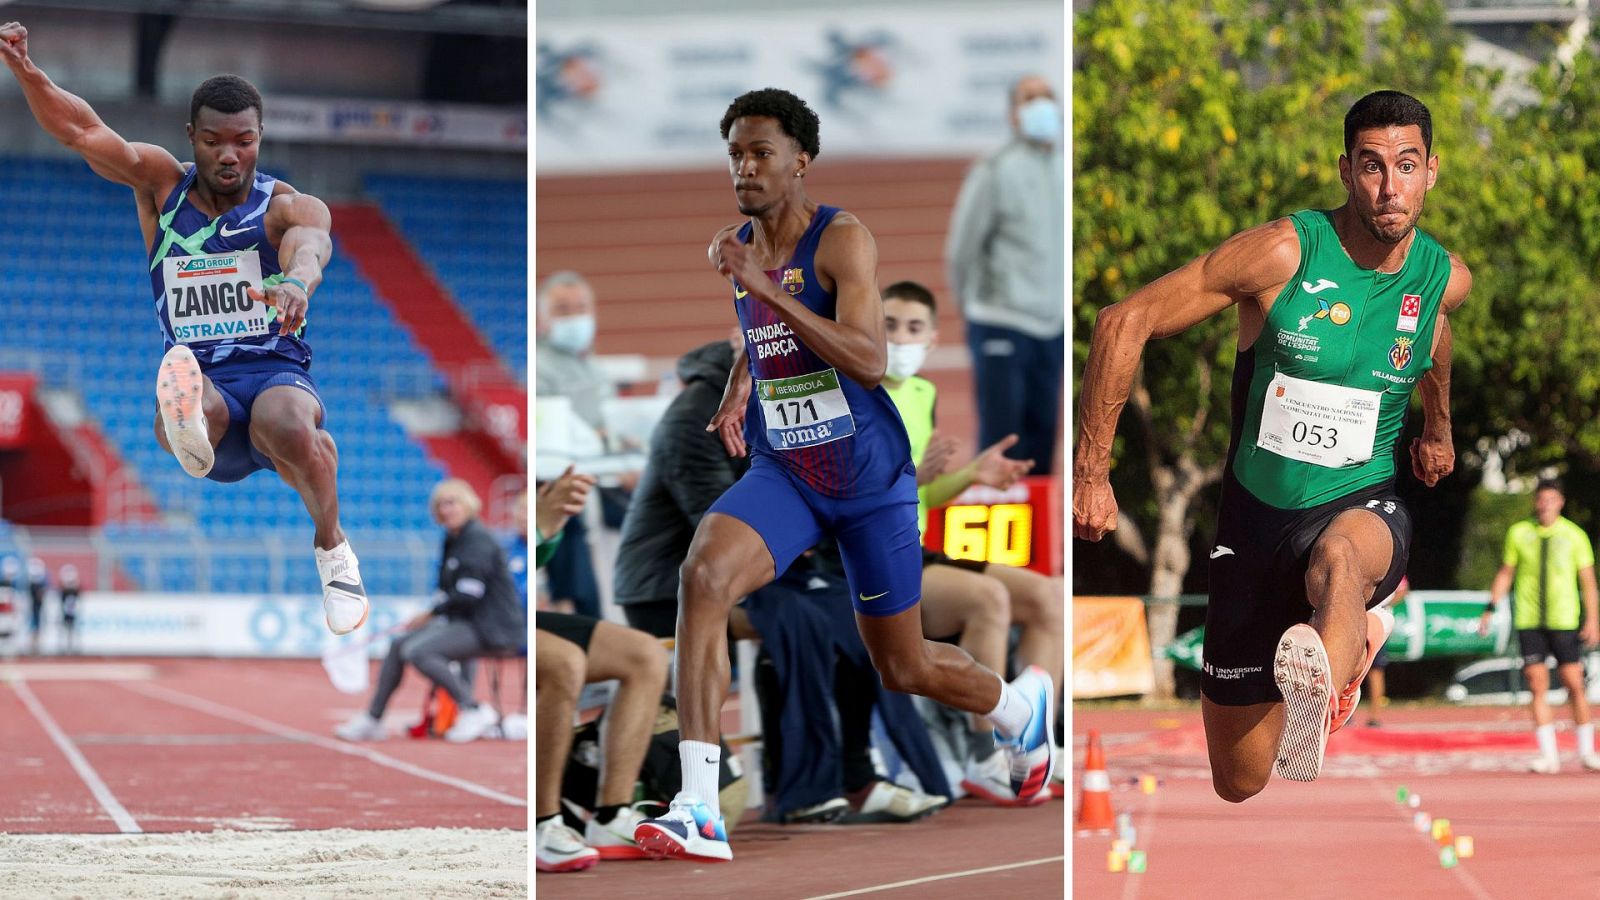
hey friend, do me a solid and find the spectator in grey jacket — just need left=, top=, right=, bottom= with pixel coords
left=945, top=74, right=1065, bottom=473
left=336, top=478, right=525, bottom=744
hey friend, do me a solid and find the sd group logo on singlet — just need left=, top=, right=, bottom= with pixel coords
left=163, top=251, right=271, bottom=344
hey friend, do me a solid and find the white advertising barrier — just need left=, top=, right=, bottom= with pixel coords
left=535, top=4, right=1063, bottom=173
left=267, top=96, right=527, bottom=151
left=55, top=592, right=435, bottom=659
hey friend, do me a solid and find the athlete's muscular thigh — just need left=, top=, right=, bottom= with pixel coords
left=1306, top=508, right=1392, bottom=605
left=152, top=374, right=229, bottom=451
left=247, top=385, right=323, bottom=462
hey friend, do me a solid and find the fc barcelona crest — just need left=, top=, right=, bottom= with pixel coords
left=781, top=267, right=805, bottom=295
left=1389, top=337, right=1413, bottom=371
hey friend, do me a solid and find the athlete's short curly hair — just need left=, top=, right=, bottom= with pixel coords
left=190, top=75, right=263, bottom=126
left=719, top=88, right=821, bottom=158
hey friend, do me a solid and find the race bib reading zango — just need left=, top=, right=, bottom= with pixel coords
left=1256, top=371, right=1381, bottom=468
left=162, top=251, right=269, bottom=344
left=757, top=368, right=856, bottom=450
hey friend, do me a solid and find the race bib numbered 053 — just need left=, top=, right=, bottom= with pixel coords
left=163, top=251, right=269, bottom=344
left=1256, top=371, right=1381, bottom=468
left=757, top=368, right=856, bottom=450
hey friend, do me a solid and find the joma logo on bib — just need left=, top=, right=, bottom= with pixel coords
left=164, top=250, right=270, bottom=344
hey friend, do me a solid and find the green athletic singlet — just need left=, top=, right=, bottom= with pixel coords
left=884, top=374, right=936, bottom=533
left=1231, top=209, right=1453, bottom=509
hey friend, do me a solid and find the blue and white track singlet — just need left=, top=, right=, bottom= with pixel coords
left=148, top=168, right=308, bottom=367
left=733, top=206, right=911, bottom=498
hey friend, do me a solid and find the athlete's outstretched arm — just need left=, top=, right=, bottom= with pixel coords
left=715, top=218, right=887, bottom=389
left=0, top=22, right=181, bottom=190
left=1410, top=254, right=1470, bottom=487
left=252, top=193, right=333, bottom=336
left=1073, top=219, right=1300, bottom=541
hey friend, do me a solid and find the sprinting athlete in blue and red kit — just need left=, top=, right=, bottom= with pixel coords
left=2, top=21, right=367, bottom=636
left=634, top=88, right=1055, bottom=863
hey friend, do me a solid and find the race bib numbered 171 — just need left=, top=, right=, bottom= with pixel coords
left=757, top=368, right=856, bottom=451
left=163, top=251, right=269, bottom=344
left=1256, top=371, right=1381, bottom=468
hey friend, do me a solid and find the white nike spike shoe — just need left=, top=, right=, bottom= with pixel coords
left=156, top=345, right=214, bottom=478
left=316, top=541, right=370, bottom=635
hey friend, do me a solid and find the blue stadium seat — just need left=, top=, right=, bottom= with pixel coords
left=364, top=173, right=526, bottom=378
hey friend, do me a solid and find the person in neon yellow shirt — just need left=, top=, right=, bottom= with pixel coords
left=1480, top=479, right=1600, bottom=773
left=880, top=280, right=1066, bottom=803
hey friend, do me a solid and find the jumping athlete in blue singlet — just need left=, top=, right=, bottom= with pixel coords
left=2, top=22, right=368, bottom=635
left=633, top=89, right=1056, bottom=863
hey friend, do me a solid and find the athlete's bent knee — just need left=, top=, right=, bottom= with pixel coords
left=974, top=577, right=1010, bottom=628
left=1212, top=768, right=1268, bottom=803
left=538, top=648, right=586, bottom=697
left=252, top=416, right=319, bottom=463
left=679, top=553, right=737, bottom=612
left=622, top=631, right=669, bottom=680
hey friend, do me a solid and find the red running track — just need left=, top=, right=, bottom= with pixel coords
left=536, top=797, right=1063, bottom=900
left=0, top=658, right=526, bottom=834
left=1074, top=705, right=1599, bottom=899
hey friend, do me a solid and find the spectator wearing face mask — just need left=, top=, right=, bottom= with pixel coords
left=945, top=74, right=1065, bottom=474
left=535, top=271, right=606, bottom=619
left=881, top=279, right=1066, bottom=803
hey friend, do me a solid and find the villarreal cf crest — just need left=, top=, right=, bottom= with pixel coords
left=1388, top=337, right=1413, bottom=371
left=781, top=267, right=805, bottom=295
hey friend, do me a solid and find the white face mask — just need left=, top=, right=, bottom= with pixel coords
left=1018, top=97, right=1060, bottom=145
left=885, top=341, right=929, bottom=381
left=546, top=314, right=596, bottom=354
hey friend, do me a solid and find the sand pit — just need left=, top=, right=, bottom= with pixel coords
left=0, top=827, right=526, bottom=899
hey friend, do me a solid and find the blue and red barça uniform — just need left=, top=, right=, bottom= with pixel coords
left=707, top=205, right=921, bottom=616
left=148, top=167, right=325, bottom=483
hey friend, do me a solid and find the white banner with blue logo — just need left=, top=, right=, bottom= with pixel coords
left=33, top=593, right=432, bottom=658
left=536, top=3, right=1063, bottom=173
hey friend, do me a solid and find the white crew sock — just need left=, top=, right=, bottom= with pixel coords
left=1579, top=722, right=1595, bottom=756
left=1536, top=722, right=1558, bottom=760
left=679, top=740, right=722, bottom=819
left=987, top=673, right=1032, bottom=740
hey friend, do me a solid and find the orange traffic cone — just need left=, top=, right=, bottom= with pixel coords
left=1075, top=729, right=1115, bottom=834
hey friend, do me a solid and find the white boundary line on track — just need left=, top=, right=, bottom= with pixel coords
left=12, top=679, right=143, bottom=834
left=801, top=855, right=1064, bottom=898
left=124, top=681, right=527, bottom=808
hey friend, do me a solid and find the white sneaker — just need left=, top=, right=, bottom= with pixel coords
left=536, top=817, right=599, bottom=873
left=1274, top=624, right=1333, bottom=782
left=585, top=807, right=648, bottom=859
left=847, top=781, right=947, bottom=823
left=634, top=792, right=732, bottom=862
left=333, top=712, right=386, bottom=742
left=443, top=703, right=499, bottom=743
left=156, top=345, right=213, bottom=478
left=960, top=750, right=1049, bottom=807
left=315, top=542, right=369, bottom=635
left=994, top=665, right=1056, bottom=801
left=1530, top=754, right=1561, bottom=774
left=1581, top=753, right=1600, bottom=772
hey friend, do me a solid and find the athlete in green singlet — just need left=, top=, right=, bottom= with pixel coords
left=1074, top=91, right=1472, bottom=799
